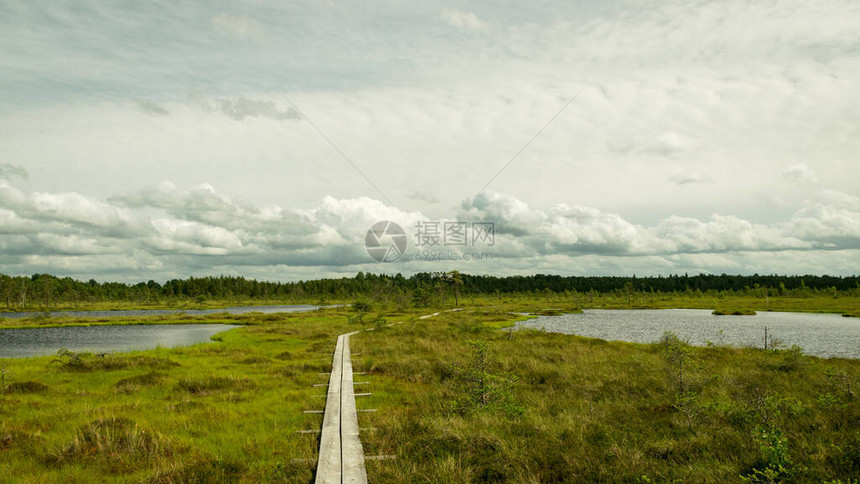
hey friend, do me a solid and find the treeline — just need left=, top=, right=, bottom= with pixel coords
left=454, top=273, right=860, bottom=294
left=0, top=272, right=858, bottom=310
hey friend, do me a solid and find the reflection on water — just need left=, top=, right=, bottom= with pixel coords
left=516, top=309, right=860, bottom=359
left=0, top=324, right=240, bottom=358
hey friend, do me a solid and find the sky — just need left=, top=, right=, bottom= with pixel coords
left=1, top=0, right=859, bottom=282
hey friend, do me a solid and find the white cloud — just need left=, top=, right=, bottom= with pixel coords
left=655, top=215, right=810, bottom=253
left=149, top=218, right=244, bottom=254
left=459, top=191, right=850, bottom=258
left=441, top=9, right=489, bottom=34
left=1, top=0, right=859, bottom=279
left=789, top=195, right=860, bottom=245
left=0, top=181, right=858, bottom=280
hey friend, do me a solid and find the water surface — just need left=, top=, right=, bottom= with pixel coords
left=0, top=324, right=240, bottom=358
left=516, top=309, right=860, bottom=359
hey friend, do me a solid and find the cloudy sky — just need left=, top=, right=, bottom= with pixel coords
left=1, top=0, right=858, bottom=282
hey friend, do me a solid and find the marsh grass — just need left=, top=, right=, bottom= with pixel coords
left=51, top=416, right=174, bottom=465
left=353, top=308, right=860, bottom=482
left=0, top=307, right=358, bottom=483
left=114, top=371, right=167, bottom=394
left=1, top=301, right=858, bottom=482
left=51, top=349, right=179, bottom=372
left=459, top=292, right=860, bottom=317
left=176, top=376, right=255, bottom=394
left=5, top=380, right=49, bottom=394
left=142, top=456, right=246, bottom=483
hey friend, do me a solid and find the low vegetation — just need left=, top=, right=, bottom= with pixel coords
left=352, top=310, right=859, bottom=482
left=0, top=308, right=359, bottom=482
left=0, top=298, right=857, bottom=482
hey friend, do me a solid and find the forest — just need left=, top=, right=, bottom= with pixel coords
left=1, top=271, right=858, bottom=310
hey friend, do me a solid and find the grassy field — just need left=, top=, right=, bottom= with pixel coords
left=0, top=298, right=343, bottom=314
left=354, top=310, right=859, bottom=482
left=0, top=309, right=366, bottom=483
left=0, top=313, right=268, bottom=330
left=460, top=292, right=860, bottom=317
left=1, top=299, right=858, bottom=482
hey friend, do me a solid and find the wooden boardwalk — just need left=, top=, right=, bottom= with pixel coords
left=315, top=331, right=366, bottom=484
left=314, top=310, right=460, bottom=483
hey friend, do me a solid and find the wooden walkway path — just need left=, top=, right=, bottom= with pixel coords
left=315, top=331, right=365, bottom=484
left=313, top=309, right=460, bottom=483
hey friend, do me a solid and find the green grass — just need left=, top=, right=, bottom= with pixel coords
left=0, top=298, right=346, bottom=313
left=458, top=292, right=860, bottom=317
left=1, top=299, right=858, bottom=482
left=0, top=312, right=315, bottom=330
left=0, top=308, right=362, bottom=483
left=352, top=309, right=860, bottom=482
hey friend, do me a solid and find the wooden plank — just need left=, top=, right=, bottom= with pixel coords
left=314, top=335, right=343, bottom=484
left=341, top=332, right=368, bottom=484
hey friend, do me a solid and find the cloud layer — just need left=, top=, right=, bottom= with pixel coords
left=1, top=1, right=858, bottom=280
left=1, top=169, right=858, bottom=281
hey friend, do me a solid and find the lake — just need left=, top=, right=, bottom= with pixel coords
left=515, top=309, right=860, bottom=359
left=0, top=324, right=240, bottom=358
left=0, top=304, right=322, bottom=319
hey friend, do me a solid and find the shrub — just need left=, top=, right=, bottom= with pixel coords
left=741, top=426, right=796, bottom=483
left=776, top=345, right=806, bottom=372
left=659, top=331, right=694, bottom=393
left=452, top=340, right=523, bottom=416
